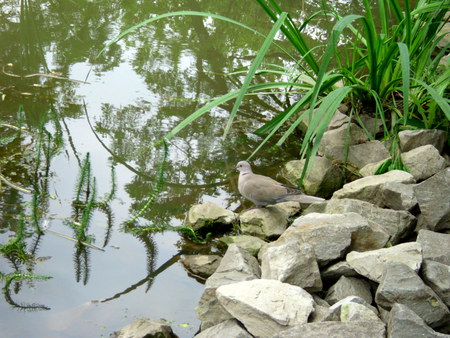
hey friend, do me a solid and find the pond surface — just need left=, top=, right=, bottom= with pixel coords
left=0, top=1, right=361, bottom=337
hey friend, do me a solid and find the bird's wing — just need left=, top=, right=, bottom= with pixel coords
left=240, top=173, right=292, bottom=205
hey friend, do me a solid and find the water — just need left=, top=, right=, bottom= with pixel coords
left=0, top=1, right=351, bottom=336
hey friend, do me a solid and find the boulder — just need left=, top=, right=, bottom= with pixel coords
left=359, top=159, right=387, bottom=177
left=401, top=145, right=446, bottom=181
left=380, top=182, right=418, bottom=211
left=332, top=170, right=415, bottom=206
left=416, top=230, right=450, bottom=265
left=281, top=157, right=343, bottom=198
left=194, top=319, right=252, bottom=338
left=219, top=235, right=267, bottom=256
left=216, top=279, right=314, bottom=338
left=398, top=129, right=448, bottom=153
left=110, top=318, right=177, bottom=338
left=273, top=321, right=386, bottom=338
left=387, top=303, right=450, bottom=338
left=421, top=260, right=450, bottom=307
left=347, top=140, right=391, bottom=168
left=325, top=276, right=372, bottom=305
left=299, top=107, right=349, bottom=133
left=309, top=295, right=331, bottom=322
left=346, top=242, right=422, bottom=283
left=414, top=168, right=450, bottom=231
left=340, top=302, right=383, bottom=323
left=180, top=255, right=221, bottom=280
left=186, top=202, right=237, bottom=234
left=321, top=261, right=359, bottom=283
left=323, top=296, right=379, bottom=322
left=239, top=206, right=288, bottom=239
left=304, top=198, right=414, bottom=244
left=261, top=239, right=322, bottom=292
left=375, top=262, right=450, bottom=328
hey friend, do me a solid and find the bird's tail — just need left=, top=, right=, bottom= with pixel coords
left=280, top=194, right=325, bottom=204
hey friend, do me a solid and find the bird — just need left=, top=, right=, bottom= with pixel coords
left=235, top=160, right=325, bottom=207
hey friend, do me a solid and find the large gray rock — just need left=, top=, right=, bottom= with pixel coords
left=289, top=212, right=388, bottom=266
left=387, top=303, right=450, bottom=338
left=305, top=198, right=414, bottom=244
left=273, top=321, right=386, bottom=338
left=346, top=242, right=422, bottom=283
left=187, top=202, right=237, bottom=232
left=299, top=107, right=349, bottom=133
left=375, top=262, right=450, bottom=328
left=323, top=296, right=379, bottom=322
left=196, top=244, right=260, bottom=330
left=422, top=260, right=450, bottom=307
left=216, top=279, right=314, bottom=338
left=347, top=140, right=391, bottom=168
left=381, top=182, right=418, bottom=211
left=111, top=318, right=177, bottom=338
left=401, top=145, right=446, bottom=181
left=321, top=261, right=359, bottom=282
left=239, top=206, right=288, bottom=239
left=219, top=235, right=267, bottom=256
left=194, top=319, right=252, bottom=338
left=399, top=129, right=448, bottom=153
left=414, top=168, right=450, bottom=231
left=325, top=276, right=372, bottom=305
left=417, top=230, right=450, bottom=265
left=332, top=170, right=415, bottom=206
left=341, top=302, right=383, bottom=323
left=180, top=254, right=221, bottom=280
left=261, top=239, right=322, bottom=292
left=281, top=157, right=343, bottom=198
left=319, top=123, right=369, bottom=154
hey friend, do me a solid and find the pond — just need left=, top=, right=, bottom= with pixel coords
left=0, top=1, right=362, bottom=337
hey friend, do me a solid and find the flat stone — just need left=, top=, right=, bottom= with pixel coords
left=325, top=276, right=372, bottom=305
left=346, top=242, right=422, bottom=283
left=216, top=279, right=314, bottom=338
left=399, top=129, right=448, bottom=153
left=187, top=202, right=237, bottom=233
left=401, top=145, right=446, bottom=181
left=321, top=261, right=359, bottom=282
left=239, top=206, right=288, bottom=239
left=219, top=235, right=267, bottom=256
left=194, top=319, right=252, bottom=338
left=180, top=254, right=222, bottom=280
left=422, top=260, right=450, bottom=307
left=347, top=140, right=391, bottom=168
left=375, top=262, right=450, bottom=328
left=324, top=296, right=379, bottom=322
left=417, top=230, right=450, bottom=265
left=111, top=318, right=177, bottom=338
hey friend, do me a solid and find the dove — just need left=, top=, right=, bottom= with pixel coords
left=235, top=160, right=325, bottom=207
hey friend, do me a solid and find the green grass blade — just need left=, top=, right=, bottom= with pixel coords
left=397, top=42, right=410, bottom=122
left=413, top=79, right=450, bottom=121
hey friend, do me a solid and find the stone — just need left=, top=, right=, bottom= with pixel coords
left=196, top=244, right=260, bottom=330
left=341, top=302, right=383, bottom=323
left=239, top=206, right=288, bottom=239
left=417, top=230, right=450, bottom=265
left=401, top=145, right=446, bottom=181
left=261, top=239, right=322, bottom=292
left=299, top=108, right=349, bottom=133
left=304, top=198, right=415, bottom=244
left=398, top=129, right=448, bottom=153
left=324, top=296, right=379, bottom=322
left=281, top=157, right=343, bottom=198
left=332, top=170, right=415, bottom=206
left=321, top=261, right=359, bottom=282
left=422, top=260, right=450, bottom=307
left=387, top=303, right=450, bottom=338
left=216, top=279, right=314, bottom=338
left=325, top=276, right=372, bottom=305
left=219, top=235, right=267, bottom=256
left=194, top=319, right=252, bottom=338
left=359, top=114, right=384, bottom=136
left=309, top=295, right=331, bottom=322
left=187, top=202, right=237, bottom=233
left=346, top=242, right=423, bottom=283
left=111, top=318, right=177, bottom=338
left=347, top=140, right=391, bottom=168
left=359, top=159, right=387, bottom=177
left=381, top=182, right=418, bottom=211
left=414, top=168, right=450, bottom=231
left=375, top=262, right=450, bottom=328
left=180, top=254, right=221, bottom=280
left=271, top=201, right=303, bottom=217
left=319, top=123, right=369, bottom=149
left=289, top=212, right=387, bottom=266
left=273, top=321, right=386, bottom=338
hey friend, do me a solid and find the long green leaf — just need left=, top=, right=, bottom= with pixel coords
left=397, top=42, right=410, bottom=121
left=413, top=79, right=450, bottom=121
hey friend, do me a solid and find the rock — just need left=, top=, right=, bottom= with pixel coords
left=187, top=202, right=237, bottom=234
left=359, top=114, right=384, bottom=136
left=341, top=302, right=383, bottom=323
left=194, top=319, right=252, bottom=338
left=332, top=170, right=415, bottom=206
left=398, top=129, right=448, bottom=153
left=271, top=201, right=303, bottom=217
left=325, top=276, right=372, bottom=305
left=323, top=296, right=379, bottom=322
left=289, top=212, right=387, bottom=266
left=321, top=261, right=359, bottom=283
left=401, top=145, right=446, bottom=181
left=239, top=206, right=288, bottom=239
left=422, top=260, right=450, bottom=307
left=304, top=198, right=415, bottom=244
left=347, top=140, right=391, bottom=168
left=281, top=157, right=343, bottom=198
left=414, top=168, right=450, bottom=231
left=359, top=159, right=387, bottom=177
left=111, top=318, right=177, bottom=338
left=196, top=244, right=260, bottom=330
left=381, top=182, right=418, bottom=211
left=216, top=279, right=314, bottom=338
left=180, top=255, right=222, bottom=280
left=219, top=235, right=267, bottom=256
left=273, top=321, right=386, bottom=338
left=319, top=123, right=369, bottom=149
left=387, top=303, right=450, bottom=338
left=309, top=295, right=331, bottom=322
left=375, top=262, right=450, bottom=328
left=261, top=239, right=322, bottom=292
left=417, top=230, right=450, bottom=265
left=346, top=242, right=422, bottom=283
left=299, top=108, right=349, bottom=133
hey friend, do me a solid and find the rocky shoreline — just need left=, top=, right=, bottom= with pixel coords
left=113, top=127, right=450, bottom=338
